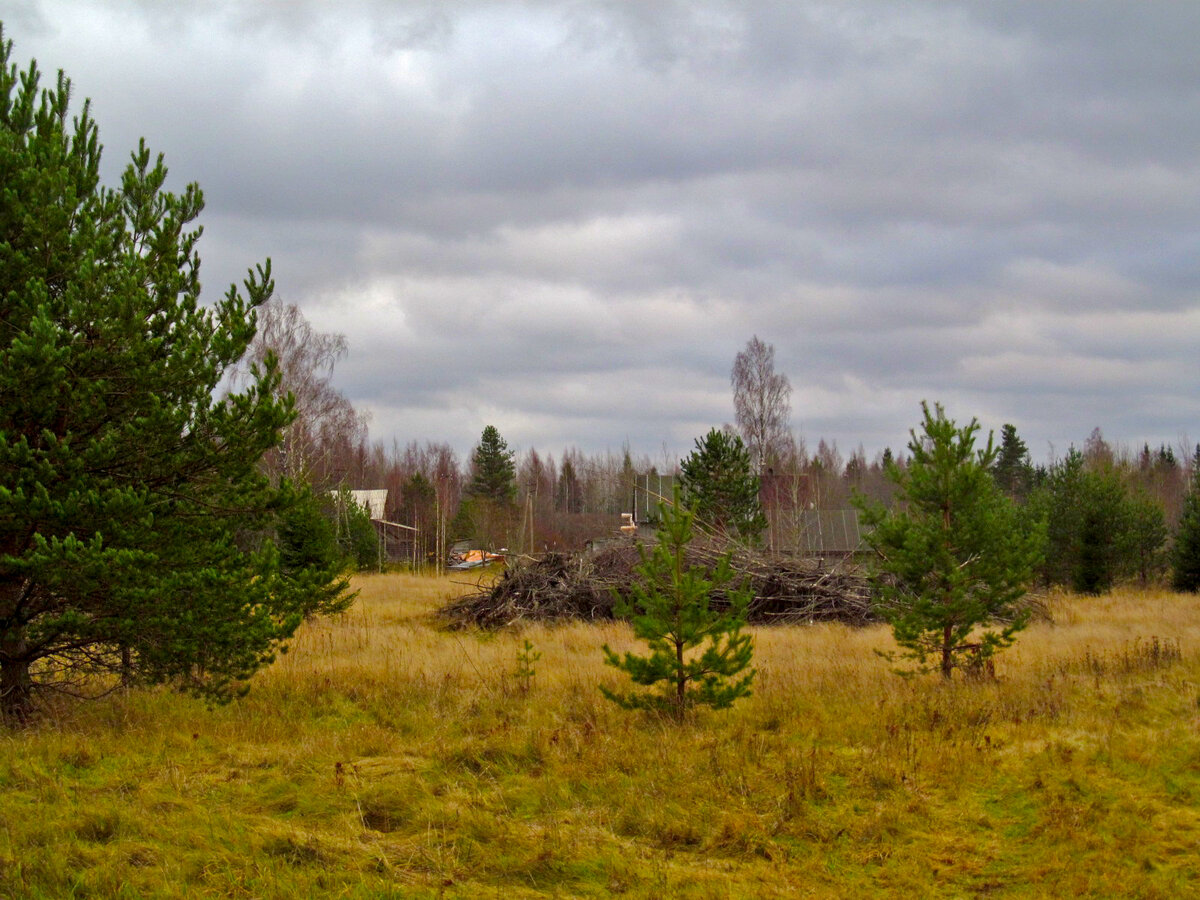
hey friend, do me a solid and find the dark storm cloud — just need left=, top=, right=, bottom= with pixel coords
left=8, top=1, right=1199, bottom=461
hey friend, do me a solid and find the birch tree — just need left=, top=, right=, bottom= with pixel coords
left=731, top=336, right=792, bottom=473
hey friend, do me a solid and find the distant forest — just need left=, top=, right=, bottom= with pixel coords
left=254, top=299, right=1191, bottom=590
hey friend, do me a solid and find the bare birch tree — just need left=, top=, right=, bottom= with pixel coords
left=237, top=297, right=367, bottom=487
left=731, top=336, right=792, bottom=473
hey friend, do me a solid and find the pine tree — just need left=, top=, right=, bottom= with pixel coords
left=1173, top=451, right=1200, bottom=592
left=278, top=489, right=342, bottom=577
left=0, top=33, right=351, bottom=719
left=448, top=499, right=476, bottom=544
left=856, top=403, right=1043, bottom=678
left=678, top=428, right=766, bottom=543
left=601, top=489, right=755, bottom=719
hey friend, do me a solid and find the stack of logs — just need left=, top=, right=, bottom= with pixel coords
left=439, top=543, right=876, bottom=629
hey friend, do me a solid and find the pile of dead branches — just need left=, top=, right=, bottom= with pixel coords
left=438, top=543, right=877, bottom=629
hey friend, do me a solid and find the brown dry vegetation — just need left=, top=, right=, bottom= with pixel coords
left=441, top=547, right=876, bottom=628
left=1, top=573, right=1198, bottom=898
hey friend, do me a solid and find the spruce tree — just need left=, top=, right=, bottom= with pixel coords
left=601, top=489, right=755, bottom=719
left=1026, top=450, right=1086, bottom=588
left=0, top=33, right=351, bottom=718
left=992, top=423, right=1033, bottom=500
left=463, top=425, right=517, bottom=550
left=333, top=490, right=381, bottom=571
left=1122, top=490, right=1168, bottom=586
left=1027, top=450, right=1166, bottom=593
left=1173, top=450, right=1200, bottom=592
left=1073, top=467, right=1139, bottom=594
left=467, top=425, right=517, bottom=503
left=678, top=428, right=766, bottom=543
left=856, top=403, right=1043, bottom=678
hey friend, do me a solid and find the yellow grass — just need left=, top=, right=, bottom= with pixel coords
left=2, top=574, right=1199, bottom=898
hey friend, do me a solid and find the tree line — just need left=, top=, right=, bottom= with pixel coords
left=261, top=305, right=1196, bottom=596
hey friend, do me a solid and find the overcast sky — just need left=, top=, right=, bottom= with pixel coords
left=6, top=1, right=1199, bottom=465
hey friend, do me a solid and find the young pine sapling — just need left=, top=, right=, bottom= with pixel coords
left=601, top=490, right=755, bottom=719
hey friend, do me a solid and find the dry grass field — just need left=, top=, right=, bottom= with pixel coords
left=1, top=572, right=1198, bottom=898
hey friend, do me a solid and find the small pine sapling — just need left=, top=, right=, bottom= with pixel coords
left=514, top=639, right=541, bottom=695
left=601, top=489, right=755, bottom=719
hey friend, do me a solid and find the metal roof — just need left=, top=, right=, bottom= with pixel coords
left=797, top=509, right=865, bottom=554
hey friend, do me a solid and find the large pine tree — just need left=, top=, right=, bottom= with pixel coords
left=0, top=33, right=351, bottom=719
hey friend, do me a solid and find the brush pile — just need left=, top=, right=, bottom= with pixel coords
left=439, top=543, right=877, bottom=629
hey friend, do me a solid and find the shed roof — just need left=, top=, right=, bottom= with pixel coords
left=797, top=509, right=865, bottom=554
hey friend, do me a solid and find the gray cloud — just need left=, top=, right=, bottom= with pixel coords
left=9, top=1, right=1199, bottom=463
